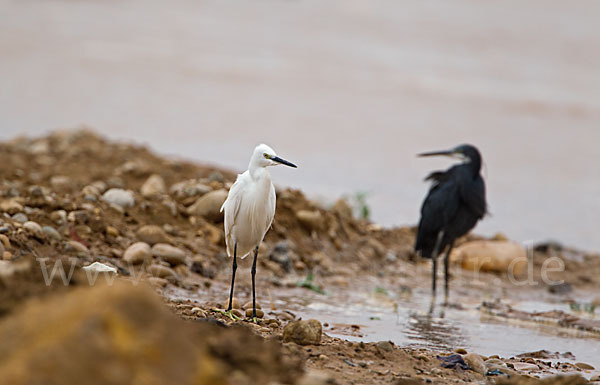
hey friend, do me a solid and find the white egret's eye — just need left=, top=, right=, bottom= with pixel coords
left=264, top=153, right=270, bottom=159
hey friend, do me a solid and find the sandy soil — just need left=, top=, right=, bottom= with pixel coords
left=0, top=130, right=598, bottom=384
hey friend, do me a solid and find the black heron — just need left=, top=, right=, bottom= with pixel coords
left=415, top=144, right=487, bottom=301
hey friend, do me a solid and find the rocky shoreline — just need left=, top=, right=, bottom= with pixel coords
left=0, top=130, right=598, bottom=384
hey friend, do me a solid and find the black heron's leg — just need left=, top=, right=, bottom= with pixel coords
left=251, top=245, right=259, bottom=319
left=226, top=243, right=238, bottom=311
left=443, top=242, right=455, bottom=305
left=430, top=231, right=444, bottom=297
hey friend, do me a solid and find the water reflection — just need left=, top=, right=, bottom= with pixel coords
left=404, top=311, right=465, bottom=351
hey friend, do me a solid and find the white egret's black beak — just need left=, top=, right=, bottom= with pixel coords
left=417, top=149, right=455, bottom=158
left=272, top=156, right=297, bottom=168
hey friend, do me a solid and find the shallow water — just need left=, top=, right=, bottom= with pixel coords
left=1, top=0, right=599, bottom=250
left=169, top=278, right=600, bottom=378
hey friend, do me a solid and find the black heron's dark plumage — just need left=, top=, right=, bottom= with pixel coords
left=415, top=144, right=487, bottom=299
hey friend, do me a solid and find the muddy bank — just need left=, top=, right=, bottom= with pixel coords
left=0, top=130, right=598, bottom=384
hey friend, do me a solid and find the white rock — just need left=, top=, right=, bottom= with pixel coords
left=82, top=262, right=117, bottom=274
left=23, top=221, right=43, bottom=236
left=101, top=188, right=135, bottom=209
left=152, top=243, right=186, bottom=265
left=141, top=174, right=166, bottom=197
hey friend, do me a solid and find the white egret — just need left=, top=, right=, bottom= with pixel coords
left=220, top=143, right=297, bottom=320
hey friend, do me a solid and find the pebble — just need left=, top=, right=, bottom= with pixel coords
left=12, top=213, right=28, bottom=223
left=68, top=241, right=90, bottom=256
left=575, top=362, right=595, bottom=370
left=0, top=199, right=23, bottom=214
left=101, top=188, right=135, bottom=209
left=105, top=226, right=119, bottom=237
left=50, top=175, right=71, bottom=191
left=376, top=341, right=394, bottom=352
left=151, top=243, right=186, bottom=265
left=226, top=298, right=241, bottom=310
left=2, top=251, right=12, bottom=260
left=123, top=242, right=152, bottom=265
left=42, top=226, right=61, bottom=241
left=136, top=225, right=169, bottom=245
left=23, top=221, right=43, bottom=236
left=231, top=308, right=244, bottom=318
left=454, top=348, right=467, bottom=354
left=50, top=210, right=67, bottom=225
left=140, top=174, right=166, bottom=197
left=0, top=234, right=10, bottom=249
left=242, top=301, right=262, bottom=310
left=147, top=264, right=177, bottom=279
left=512, top=362, right=539, bottom=372
left=169, top=179, right=212, bottom=198
left=185, top=189, right=228, bottom=220
left=0, top=242, right=4, bottom=256
left=283, top=319, right=322, bottom=345
left=590, top=375, right=600, bottom=382
left=295, top=210, right=323, bottom=231
left=464, top=353, right=486, bottom=374
left=245, top=308, right=265, bottom=318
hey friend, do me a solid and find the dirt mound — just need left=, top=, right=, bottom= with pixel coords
left=0, top=281, right=301, bottom=385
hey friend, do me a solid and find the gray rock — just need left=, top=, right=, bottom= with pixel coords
left=295, top=210, right=323, bottom=231
left=169, top=179, right=212, bottom=198
left=464, top=353, right=486, bottom=374
left=282, top=319, right=322, bottom=345
left=376, top=341, right=394, bottom=352
left=0, top=199, right=23, bottom=214
left=123, top=242, right=152, bottom=265
left=147, top=264, right=177, bottom=279
left=42, top=226, right=62, bottom=241
left=152, top=243, right=186, bottom=265
left=101, top=188, right=135, bottom=209
left=12, top=213, right=28, bottom=223
left=67, top=240, right=90, bottom=256
left=186, top=189, right=228, bottom=220
left=23, top=221, right=43, bottom=236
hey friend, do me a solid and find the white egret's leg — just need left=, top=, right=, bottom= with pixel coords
left=227, top=243, right=238, bottom=312
left=443, top=242, right=455, bottom=305
left=250, top=246, right=259, bottom=320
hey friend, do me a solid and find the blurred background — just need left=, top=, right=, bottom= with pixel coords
left=1, top=0, right=599, bottom=250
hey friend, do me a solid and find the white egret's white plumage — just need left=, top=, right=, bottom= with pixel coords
left=220, top=143, right=297, bottom=317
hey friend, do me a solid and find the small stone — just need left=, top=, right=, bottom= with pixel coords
left=242, top=301, right=262, bottom=310
left=295, top=210, right=323, bottom=231
left=2, top=251, right=12, bottom=260
left=231, top=309, right=243, bottom=318
left=0, top=199, right=23, bottom=214
left=245, top=308, right=264, bottom=318
left=23, top=221, right=43, bottom=236
left=0, top=242, right=4, bottom=256
left=282, top=319, right=322, bottom=345
left=42, top=226, right=61, bottom=241
left=464, top=353, right=486, bottom=374
left=12, top=213, right=28, bottom=223
left=68, top=210, right=89, bottom=224
left=511, top=362, right=539, bottom=372
left=101, top=188, right=135, bottom=209
left=123, top=242, right=152, bottom=265
left=50, top=175, right=71, bottom=191
left=136, top=225, right=169, bottom=245
left=0, top=234, right=10, bottom=249
left=148, top=277, right=169, bottom=287
left=186, top=189, right=228, bottom=221
left=575, top=362, right=595, bottom=370
left=376, top=341, right=394, bottom=352
left=169, top=180, right=212, bottom=198
left=151, top=243, right=186, bottom=265
left=106, top=226, right=119, bottom=237
left=454, top=348, right=467, bottom=355
left=147, top=264, right=177, bottom=279
left=226, top=298, right=241, bottom=310
left=590, top=375, right=600, bottom=382
left=50, top=210, right=67, bottom=224
left=140, top=174, right=166, bottom=197
left=67, top=241, right=90, bottom=256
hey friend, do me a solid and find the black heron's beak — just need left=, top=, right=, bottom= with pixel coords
left=417, top=149, right=455, bottom=158
left=272, top=156, right=297, bottom=168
